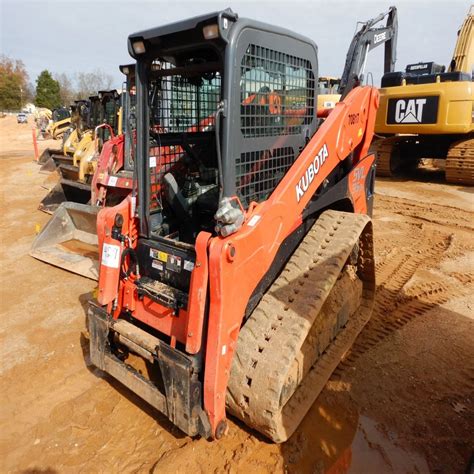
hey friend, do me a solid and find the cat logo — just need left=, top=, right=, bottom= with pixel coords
left=395, top=98, right=426, bottom=123
left=387, top=96, right=439, bottom=125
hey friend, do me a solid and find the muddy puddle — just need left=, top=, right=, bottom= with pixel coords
left=281, top=396, right=429, bottom=473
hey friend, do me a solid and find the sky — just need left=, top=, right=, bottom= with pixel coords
left=0, top=0, right=471, bottom=89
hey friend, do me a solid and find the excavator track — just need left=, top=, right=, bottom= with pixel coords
left=445, top=138, right=474, bottom=185
left=227, top=210, right=375, bottom=442
left=372, top=136, right=400, bottom=177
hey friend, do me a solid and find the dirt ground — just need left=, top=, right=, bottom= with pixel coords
left=1, top=114, right=473, bottom=473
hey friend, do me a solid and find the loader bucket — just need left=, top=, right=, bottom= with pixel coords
left=30, top=202, right=100, bottom=280
left=38, top=179, right=91, bottom=214
left=38, top=147, right=62, bottom=165
left=39, top=153, right=73, bottom=174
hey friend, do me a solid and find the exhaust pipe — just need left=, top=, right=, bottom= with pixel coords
left=30, top=202, right=100, bottom=280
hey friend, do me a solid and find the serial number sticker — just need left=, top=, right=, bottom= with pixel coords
left=183, top=260, right=195, bottom=272
left=108, top=176, right=118, bottom=186
left=102, top=243, right=120, bottom=268
left=247, top=215, right=261, bottom=227
left=149, top=156, right=157, bottom=168
left=151, top=260, right=164, bottom=271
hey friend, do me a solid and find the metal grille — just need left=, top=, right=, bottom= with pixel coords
left=149, top=144, right=180, bottom=210
left=236, top=147, right=295, bottom=206
left=148, top=66, right=221, bottom=208
left=240, top=44, right=315, bottom=137
left=150, top=69, right=221, bottom=133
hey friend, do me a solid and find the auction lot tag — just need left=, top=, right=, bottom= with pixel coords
left=102, top=243, right=121, bottom=268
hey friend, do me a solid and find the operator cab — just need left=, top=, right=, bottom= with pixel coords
left=130, top=8, right=318, bottom=241
left=128, top=8, right=318, bottom=294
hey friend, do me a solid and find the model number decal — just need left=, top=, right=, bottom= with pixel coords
left=296, top=143, right=329, bottom=202
left=374, top=32, right=386, bottom=44
left=348, top=113, right=359, bottom=125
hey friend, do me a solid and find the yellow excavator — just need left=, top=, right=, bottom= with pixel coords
left=373, top=6, right=473, bottom=184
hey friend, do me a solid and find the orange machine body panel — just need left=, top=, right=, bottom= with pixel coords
left=96, top=85, right=379, bottom=436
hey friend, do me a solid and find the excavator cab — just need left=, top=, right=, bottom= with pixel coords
left=87, top=8, right=380, bottom=443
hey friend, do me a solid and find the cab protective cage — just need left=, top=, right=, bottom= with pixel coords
left=129, top=8, right=319, bottom=237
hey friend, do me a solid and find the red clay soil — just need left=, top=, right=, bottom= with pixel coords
left=1, top=115, right=473, bottom=473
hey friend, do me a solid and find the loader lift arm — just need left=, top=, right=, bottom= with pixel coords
left=338, top=6, right=398, bottom=98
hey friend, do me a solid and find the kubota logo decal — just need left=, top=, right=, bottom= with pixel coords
left=296, top=144, right=329, bottom=202
left=387, top=96, right=439, bottom=125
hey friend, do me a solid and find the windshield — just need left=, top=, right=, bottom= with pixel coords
left=146, top=62, right=222, bottom=212
left=139, top=58, right=222, bottom=242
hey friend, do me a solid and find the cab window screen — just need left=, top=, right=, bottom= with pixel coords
left=240, top=44, right=315, bottom=137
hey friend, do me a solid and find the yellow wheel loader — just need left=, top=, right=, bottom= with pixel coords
left=373, top=6, right=474, bottom=184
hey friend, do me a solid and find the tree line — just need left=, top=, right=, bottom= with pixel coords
left=0, top=55, right=114, bottom=111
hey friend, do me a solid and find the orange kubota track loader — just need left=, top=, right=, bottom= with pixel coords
left=87, top=8, right=389, bottom=442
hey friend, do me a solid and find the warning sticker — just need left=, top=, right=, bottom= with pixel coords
left=102, top=243, right=120, bottom=268
left=167, top=255, right=182, bottom=273
left=108, top=176, right=118, bottom=186
left=247, top=215, right=261, bottom=227
left=183, top=260, right=195, bottom=272
left=151, top=260, right=164, bottom=271
left=150, top=249, right=168, bottom=262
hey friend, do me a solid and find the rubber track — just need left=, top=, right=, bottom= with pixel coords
left=445, top=138, right=474, bottom=185
left=227, top=210, right=375, bottom=442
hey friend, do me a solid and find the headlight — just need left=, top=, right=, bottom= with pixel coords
left=132, top=40, right=146, bottom=55
left=203, top=24, right=219, bottom=40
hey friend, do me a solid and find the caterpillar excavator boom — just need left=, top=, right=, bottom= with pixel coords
left=87, top=8, right=379, bottom=442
